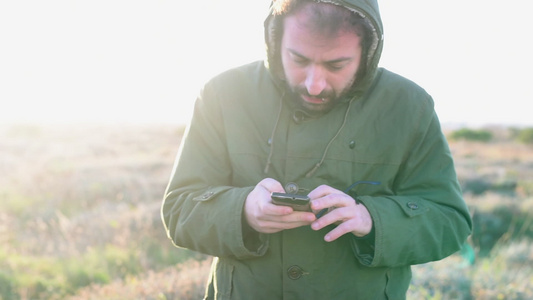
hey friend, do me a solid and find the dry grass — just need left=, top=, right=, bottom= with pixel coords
left=409, top=239, right=533, bottom=299
left=0, top=124, right=182, bottom=255
left=450, top=140, right=533, bottom=182
left=67, top=259, right=211, bottom=300
left=0, top=123, right=201, bottom=300
left=0, top=123, right=532, bottom=299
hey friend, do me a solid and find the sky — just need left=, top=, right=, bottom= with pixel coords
left=0, top=0, right=531, bottom=127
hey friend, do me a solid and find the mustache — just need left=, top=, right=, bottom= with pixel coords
left=294, top=87, right=335, bottom=99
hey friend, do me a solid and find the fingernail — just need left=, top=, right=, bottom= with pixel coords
left=310, top=200, right=318, bottom=209
left=324, top=234, right=331, bottom=242
left=311, top=222, right=319, bottom=230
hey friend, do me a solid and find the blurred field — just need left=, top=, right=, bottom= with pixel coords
left=0, top=124, right=532, bottom=299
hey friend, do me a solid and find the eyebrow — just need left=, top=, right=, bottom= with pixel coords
left=288, top=48, right=353, bottom=64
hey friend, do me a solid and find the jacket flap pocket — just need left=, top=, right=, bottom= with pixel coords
left=193, top=191, right=216, bottom=202
left=393, top=198, right=428, bottom=217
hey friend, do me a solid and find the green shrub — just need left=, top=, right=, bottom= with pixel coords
left=64, top=255, right=111, bottom=293
left=144, top=240, right=206, bottom=270
left=0, top=246, right=147, bottom=300
left=516, top=128, right=533, bottom=144
left=518, top=180, right=533, bottom=196
left=460, top=178, right=517, bottom=196
left=461, top=178, right=492, bottom=195
left=471, top=203, right=533, bottom=257
left=449, top=128, right=493, bottom=142
left=0, top=271, right=16, bottom=300
left=0, top=252, right=66, bottom=299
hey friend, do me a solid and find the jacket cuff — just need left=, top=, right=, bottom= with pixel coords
left=241, top=209, right=269, bottom=253
left=350, top=223, right=376, bottom=266
left=235, top=188, right=269, bottom=258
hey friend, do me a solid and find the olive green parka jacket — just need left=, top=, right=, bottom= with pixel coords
left=162, top=0, right=472, bottom=299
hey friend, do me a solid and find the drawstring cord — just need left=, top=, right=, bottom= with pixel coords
left=264, top=96, right=354, bottom=177
left=264, top=91, right=285, bottom=174
left=305, top=100, right=354, bottom=178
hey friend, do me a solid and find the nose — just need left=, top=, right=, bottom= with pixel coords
left=305, top=65, right=327, bottom=96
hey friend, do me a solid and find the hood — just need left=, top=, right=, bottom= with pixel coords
left=264, top=0, right=384, bottom=101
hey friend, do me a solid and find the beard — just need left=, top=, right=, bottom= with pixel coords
left=286, top=85, right=346, bottom=118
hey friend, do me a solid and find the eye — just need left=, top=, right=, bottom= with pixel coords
left=326, top=62, right=347, bottom=71
left=288, top=51, right=309, bottom=67
left=293, top=57, right=309, bottom=66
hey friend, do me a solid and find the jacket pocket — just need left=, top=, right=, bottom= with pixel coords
left=213, top=258, right=234, bottom=300
left=385, top=267, right=411, bottom=300
left=390, top=197, right=429, bottom=218
left=193, top=190, right=217, bottom=202
left=192, top=187, right=237, bottom=202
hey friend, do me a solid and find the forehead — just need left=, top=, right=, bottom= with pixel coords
left=282, top=10, right=362, bottom=57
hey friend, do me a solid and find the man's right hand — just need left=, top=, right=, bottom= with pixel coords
left=244, top=178, right=316, bottom=233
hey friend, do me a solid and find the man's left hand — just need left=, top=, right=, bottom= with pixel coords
left=309, top=185, right=373, bottom=242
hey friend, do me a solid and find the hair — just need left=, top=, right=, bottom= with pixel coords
left=273, top=0, right=367, bottom=37
left=268, top=0, right=374, bottom=81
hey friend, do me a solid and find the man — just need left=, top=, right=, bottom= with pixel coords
left=162, top=0, right=472, bottom=299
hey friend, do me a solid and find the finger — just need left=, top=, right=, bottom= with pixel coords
left=323, top=221, right=354, bottom=242
left=256, top=213, right=316, bottom=233
left=254, top=220, right=289, bottom=234
left=262, top=209, right=316, bottom=223
left=264, top=201, right=294, bottom=215
left=307, top=184, right=340, bottom=199
left=280, top=211, right=316, bottom=223
left=312, top=206, right=373, bottom=239
left=311, top=207, right=343, bottom=231
left=310, top=193, right=354, bottom=212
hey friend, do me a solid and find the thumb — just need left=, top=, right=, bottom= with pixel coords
left=258, top=178, right=285, bottom=193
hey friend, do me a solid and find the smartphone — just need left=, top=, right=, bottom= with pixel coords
left=271, top=192, right=311, bottom=211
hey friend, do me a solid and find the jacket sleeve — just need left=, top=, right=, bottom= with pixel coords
left=161, top=81, right=269, bottom=259
left=355, top=97, right=472, bottom=268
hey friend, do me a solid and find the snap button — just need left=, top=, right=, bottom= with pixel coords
left=201, top=192, right=214, bottom=200
left=406, top=202, right=419, bottom=210
left=287, top=265, right=303, bottom=280
left=293, top=111, right=304, bottom=123
left=349, top=140, right=356, bottom=149
left=285, top=182, right=299, bottom=194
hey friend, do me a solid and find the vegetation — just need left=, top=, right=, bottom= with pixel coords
left=516, top=127, right=533, bottom=144
left=448, top=128, right=493, bottom=142
left=0, top=124, right=207, bottom=300
left=1, top=124, right=532, bottom=299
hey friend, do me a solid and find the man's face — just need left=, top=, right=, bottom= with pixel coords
left=280, top=10, right=363, bottom=114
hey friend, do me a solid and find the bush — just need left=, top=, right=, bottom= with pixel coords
left=0, top=271, right=16, bottom=300
left=460, top=178, right=517, bottom=196
left=409, top=254, right=473, bottom=300
left=471, top=203, right=533, bottom=257
left=461, top=178, right=492, bottom=195
left=449, top=128, right=493, bottom=142
left=516, top=128, right=533, bottom=144
left=0, top=246, right=147, bottom=299
left=471, top=240, right=533, bottom=299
